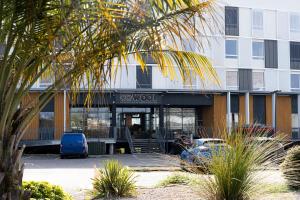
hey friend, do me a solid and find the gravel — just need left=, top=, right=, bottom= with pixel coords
left=123, top=185, right=202, bottom=200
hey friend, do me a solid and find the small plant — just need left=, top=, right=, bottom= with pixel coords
left=90, top=160, right=136, bottom=199
left=158, top=172, right=202, bottom=187
left=199, top=128, right=287, bottom=200
left=281, top=145, right=300, bottom=190
left=22, top=181, right=72, bottom=200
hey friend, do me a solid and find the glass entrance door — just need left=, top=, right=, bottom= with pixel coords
left=117, top=107, right=156, bottom=139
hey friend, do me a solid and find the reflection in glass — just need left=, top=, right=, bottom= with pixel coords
left=70, top=107, right=111, bottom=138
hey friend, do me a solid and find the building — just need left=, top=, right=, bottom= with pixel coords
left=22, top=0, right=300, bottom=154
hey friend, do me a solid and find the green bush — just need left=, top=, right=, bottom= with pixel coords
left=281, top=145, right=300, bottom=190
left=22, top=181, right=72, bottom=200
left=200, top=129, right=287, bottom=200
left=90, top=160, right=136, bottom=199
left=158, top=172, right=203, bottom=187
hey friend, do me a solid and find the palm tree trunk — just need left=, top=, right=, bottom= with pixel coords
left=0, top=134, right=24, bottom=200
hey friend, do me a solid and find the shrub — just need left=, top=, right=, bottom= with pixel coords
left=281, top=145, right=300, bottom=190
left=158, top=172, right=203, bottom=187
left=90, top=160, right=136, bottom=199
left=199, top=129, right=287, bottom=200
left=22, top=181, right=72, bottom=200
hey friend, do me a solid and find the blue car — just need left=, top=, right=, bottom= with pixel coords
left=60, top=133, right=88, bottom=159
left=181, top=138, right=227, bottom=163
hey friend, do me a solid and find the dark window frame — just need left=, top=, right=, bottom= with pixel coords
left=225, top=6, right=239, bottom=36
left=290, top=42, right=300, bottom=70
left=136, top=65, right=152, bottom=89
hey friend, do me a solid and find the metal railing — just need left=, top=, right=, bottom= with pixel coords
left=124, top=127, right=135, bottom=153
left=155, top=129, right=166, bottom=153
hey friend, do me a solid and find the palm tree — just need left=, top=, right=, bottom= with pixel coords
left=0, top=0, right=217, bottom=198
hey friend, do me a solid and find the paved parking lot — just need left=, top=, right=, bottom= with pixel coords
left=23, top=154, right=180, bottom=199
left=22, top=154, right=286, bottom=200
left=23, top=153, right=180, bottom=169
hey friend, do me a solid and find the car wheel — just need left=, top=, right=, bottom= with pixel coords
left=60, top=155, right=65, bottom=159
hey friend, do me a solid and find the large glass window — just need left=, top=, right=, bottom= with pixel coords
left=252, top=71, right=265, bottom=90
left=290, top=42, right=300, bottom=69
left=252, top=10, right=263, bottom=31
left=70, top=107, right=111, bottom=138
left=225, top=39, right=238, bottom=58
left=252, top=41, right=264, bottom=60
left=291, top=74, right=300, bottom=90
left=290, top=13, right=300, bottom=33
left=164, top=108, right=196, bottom=137
left=39, top=98, right=54, bottom=140
left=226, top=71, right=238, bottom=90
left=225, top=6, right=239, bottom=36
left=136, top=65, right=152, bottom=89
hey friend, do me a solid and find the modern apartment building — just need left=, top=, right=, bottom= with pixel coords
left=22, top=0, right=300, bottom=153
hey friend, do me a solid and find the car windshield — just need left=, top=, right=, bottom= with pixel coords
left=194, top=139, right=224, bottom=147
left=203, top=140, right=224, bottom=146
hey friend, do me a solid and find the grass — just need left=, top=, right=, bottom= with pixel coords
left=89, top=160, right=136, bottom=199
left=262, top=183, right=290, bottom=194
left=157, top=172, right=203, bottom=187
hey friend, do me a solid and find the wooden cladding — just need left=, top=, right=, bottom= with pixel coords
left=265, top=95, right=273, bottom=126
left=202, top=94, right=227, bottom=137
left=276, top=96, right=292, bottom=135
left=22, top=93, right=39, bottom=140
left=54, top=93, right=69, bottom=139
left=22, top=92, right=69, bottom=140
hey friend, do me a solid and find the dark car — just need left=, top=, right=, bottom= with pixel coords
left=60, top=133, right=88, bottom=158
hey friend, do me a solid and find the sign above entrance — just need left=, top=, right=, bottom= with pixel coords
left=116, top=93, right=161, bottom=105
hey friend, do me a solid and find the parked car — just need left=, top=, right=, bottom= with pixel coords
left=181, top=138, right=227, bottom=163
left=169, top=135, right=193, bottom=155
left=60, top=133, right=88, bottom=159
left=254, top=137, right=286, bottom=164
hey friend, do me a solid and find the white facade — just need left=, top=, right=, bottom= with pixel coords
left=31, top=0, right=300, bottom=94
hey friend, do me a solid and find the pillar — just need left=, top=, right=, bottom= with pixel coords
left=111, top=103, right=116, bottom=138
left=227, top=92, right=232, bottom=132
left=272, top=92, right=277, bottom=129
left=159, top=104, right=164, bottom=130
left=109, top=143, right=114, bottom=155
left=63, top=90, right=66, bottom=132
left=245, top=92, right=250, bottom=125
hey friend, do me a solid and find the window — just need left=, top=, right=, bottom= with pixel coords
left=252, top=41, right=264, bottom=60
left=40, top=73, right=53, bottom=87
left=225, top=7, right=239, bottom=36
left=226, top=71, right=238, bottom=89
left=164, top=108, right=196, bottom=136
left=136, top=65, right=152, bottom=89
left=39, top=98, right=54, bottom=140
left=225, top=39, right=238, bottom=58
left=291, top=74, right=300, bottom=89
left=290, top=13, right=300, bottom=33
left=252, top=10, right=263, bottom=31
left=70, top=107, right=111, bottom=138
left=252, top=71, right=264, bottom=90
left=290, top=42, right=300, bottom=69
